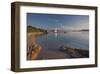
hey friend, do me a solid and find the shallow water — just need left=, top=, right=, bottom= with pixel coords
left=35, top=31, right=89, bottom=59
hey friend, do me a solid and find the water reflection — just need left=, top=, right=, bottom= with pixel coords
left=37, top=32, right=89, bottom=51
left=35, top=31, right=89, bottom=59
left=54, top=33, right=58, bottom=38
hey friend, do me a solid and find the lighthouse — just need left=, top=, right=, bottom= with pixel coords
left=54, top=28, right=57, bottom=33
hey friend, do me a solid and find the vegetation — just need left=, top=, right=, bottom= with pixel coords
left=80, top=29, right=89, bottom=31
left=27, top=25, right=48, bottom=33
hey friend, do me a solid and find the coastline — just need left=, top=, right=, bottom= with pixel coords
left=27, top=32, right=44, bottom=60
left=27, top=32, right=89, bottom=60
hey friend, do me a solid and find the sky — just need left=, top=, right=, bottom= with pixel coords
left=27, top=13, right=89, bottom=30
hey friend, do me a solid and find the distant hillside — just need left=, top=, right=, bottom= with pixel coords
left=27, top=26, right=47, bottom=33
left=80, top=29, right=89, bottom=31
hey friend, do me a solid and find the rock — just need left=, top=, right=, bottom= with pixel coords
left=59, top=46, right=89, bottom=58
left=27, top=42, right=42, bottom=60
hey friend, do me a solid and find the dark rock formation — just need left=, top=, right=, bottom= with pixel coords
left=59, top=46, right=89, bottom=58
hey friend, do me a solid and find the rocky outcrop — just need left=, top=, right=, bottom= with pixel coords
left=27, top=43, right=42, bottom=60
left=59, top=46, right=89, bottom=58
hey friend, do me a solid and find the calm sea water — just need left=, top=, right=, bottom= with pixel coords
left=36, top=32, right=89, bottom=59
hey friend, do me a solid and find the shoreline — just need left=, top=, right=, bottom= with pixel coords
left=27, top=32, right=89, bottom=60
left=27, top=32, right=44, bottom=60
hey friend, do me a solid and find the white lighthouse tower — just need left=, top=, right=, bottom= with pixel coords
left=54, top=28, right=57, bottom=33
